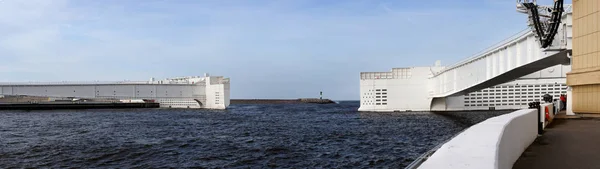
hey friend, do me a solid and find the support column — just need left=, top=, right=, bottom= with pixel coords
left=567, top=0, right=600, bottom=113
left=567, top=87, right=575, bottom=115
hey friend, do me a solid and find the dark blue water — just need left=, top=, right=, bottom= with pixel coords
left=0, top=101, right=510, bottom=168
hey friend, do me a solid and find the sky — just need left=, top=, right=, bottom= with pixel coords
left=0, top=0, right=568, bottom=100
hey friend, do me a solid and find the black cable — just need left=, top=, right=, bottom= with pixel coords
left=524, top=3, right=545, bottom=45
left=522, top=0, right=565, bottom=48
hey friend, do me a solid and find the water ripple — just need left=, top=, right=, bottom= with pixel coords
left=0, top=102, right=509, bottom=168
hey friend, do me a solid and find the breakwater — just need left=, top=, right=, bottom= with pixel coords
left=231, top=98, right=335, bottom=104
left=0, top=102, right=160, bottom=110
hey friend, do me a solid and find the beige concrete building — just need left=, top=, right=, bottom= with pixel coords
left=567, top=0, right=600, bottom=113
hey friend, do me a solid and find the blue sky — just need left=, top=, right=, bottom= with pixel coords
left=0, top=0, right=567, bottom=100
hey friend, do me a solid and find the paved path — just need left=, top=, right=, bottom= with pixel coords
left=513, top=118, right=600, bottom=169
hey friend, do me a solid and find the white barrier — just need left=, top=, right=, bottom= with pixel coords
left=540, top=103, right=554, bottom=129
left=418, top=109, right=537, bottom=169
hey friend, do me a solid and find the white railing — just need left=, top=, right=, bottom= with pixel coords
left=0, top=81, right=147, bottom=85
left=433, top=29, right=532, bottom=77
left=0, top=80, right=208, bottom=85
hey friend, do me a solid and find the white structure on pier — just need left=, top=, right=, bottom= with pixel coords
left=0, top=74, right=230, bottom=109
left=359, top=6, right=572, bottom=112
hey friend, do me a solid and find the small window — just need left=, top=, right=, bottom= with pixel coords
left=376, top=89, right=381, bottom=91
left=382, top=89, right=387, bottom=91
left=376, top=103, right=381, bottom=105
left=376, top=93, right=381, bottom=95
left=382, top=103, right=387, bottom=105
left=382, top=93, right=387, bottom=95
left=382, top=99, right=387, bottom=101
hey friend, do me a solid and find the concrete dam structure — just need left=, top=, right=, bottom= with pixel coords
left=0, top=74, right=230, bottom=109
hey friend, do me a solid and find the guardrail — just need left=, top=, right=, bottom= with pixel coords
left=432, top=29, right=532, bottom=77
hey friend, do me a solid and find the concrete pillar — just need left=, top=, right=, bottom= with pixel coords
left=567, top=87, right=575, bottom=115
left=566, top=0, right=600, bottom=113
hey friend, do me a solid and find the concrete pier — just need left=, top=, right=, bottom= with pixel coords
left=230, top=98, right=335, bottom=104
left=0, top=102, right=160, bottom=110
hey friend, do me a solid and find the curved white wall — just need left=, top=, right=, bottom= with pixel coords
left=418, top=109, right=537, bottom=169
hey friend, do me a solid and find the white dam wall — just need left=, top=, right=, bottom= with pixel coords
left=0, top=75, right=230, bottom=109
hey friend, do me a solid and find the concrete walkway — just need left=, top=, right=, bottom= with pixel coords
left=513, top=117, right=600, bottom=169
